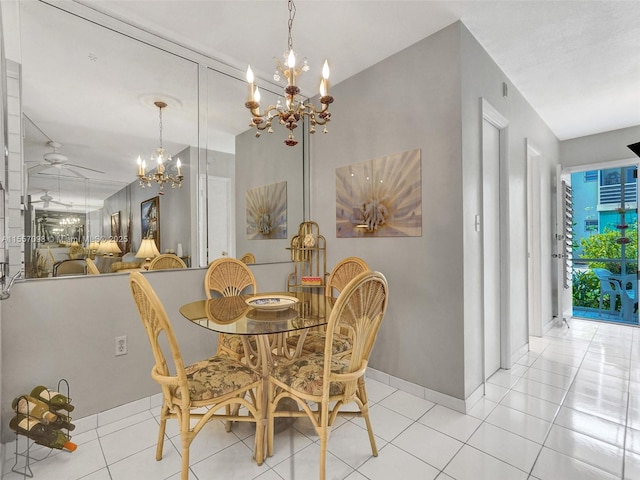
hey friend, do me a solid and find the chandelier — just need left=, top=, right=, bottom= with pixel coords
left=136, top=101, right=183, bottom=193
left=59, top=216, right=80, bottom=226
left=245, top=0, right=334, bottom=146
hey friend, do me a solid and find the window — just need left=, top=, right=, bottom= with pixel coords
left=584, top=170, right=598, bottom=182
left=585, top=219, right=598, bottom=232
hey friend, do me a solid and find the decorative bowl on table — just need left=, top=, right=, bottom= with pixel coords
left=246, top=295, right=299, bottom=311
left=246, top=307, right=298, bottom=321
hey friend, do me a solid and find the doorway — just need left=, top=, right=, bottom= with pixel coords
left=482, top=100, right=509, bottom=379
left=566, top=164, right=639, bottom=326
left=198, top=175, right=234, bottom=265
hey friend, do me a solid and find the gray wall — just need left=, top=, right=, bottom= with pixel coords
left=311, top=23, right=466, bottom=399
left=0, top=262, right=292, bottom=442
left=235, top=126, right=305, bottom=264
left=310, top=22, right=561, bottom=402
left=560, top=125, right=640, bottom=168
left=459, top=25, right=559, bottom=396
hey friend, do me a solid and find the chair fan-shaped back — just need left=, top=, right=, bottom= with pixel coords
left=240, top=253, right=256, bottom=264
left=326, top=257, right=370, bottom=297
left=326, top=271, right=388, bottom=383
left=205, top=257, right=257, bottom=298
left=149, top=254, right=187, bottom=270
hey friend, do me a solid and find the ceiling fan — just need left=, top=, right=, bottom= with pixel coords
left=28, top=141, right=105, bottom=178
left=31, top=190, right=72, bottom=209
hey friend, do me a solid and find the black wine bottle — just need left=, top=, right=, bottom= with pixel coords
left=9, top=415, right=77, bottom=451
left=30, top=386, right=74, bottom=412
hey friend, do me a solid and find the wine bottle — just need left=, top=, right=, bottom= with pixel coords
left=11, top=395, right=57, bottom=424
left=9, top=415, right=77, bottom=452
left=30, top=386, right=74, bottom=412
left=50, top=411, right=75, bottom=432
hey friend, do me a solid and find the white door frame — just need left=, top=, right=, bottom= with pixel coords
left=198, top=174, right=234, bottom=264
left=481, top=98, right=511, bottom=379
left=557, top=158, right=640, bottom=325
left=527, top=140, right=543, bottom=337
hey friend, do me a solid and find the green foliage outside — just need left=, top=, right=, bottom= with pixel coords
left=572, top=224, right=637, bottom=309
left=579, top=225, right=637, bottom=273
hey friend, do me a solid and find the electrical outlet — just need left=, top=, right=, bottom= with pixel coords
left=115, top=335, right=127, bottom=356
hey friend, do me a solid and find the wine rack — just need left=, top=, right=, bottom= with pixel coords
left=10, top=379, right=75, bottom=478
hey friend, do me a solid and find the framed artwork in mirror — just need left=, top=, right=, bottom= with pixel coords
left=245, top=181, right=287, bottom=240
left=141, top=196, right=160, bottom=250
left=110, top=211, right=121, bottom=249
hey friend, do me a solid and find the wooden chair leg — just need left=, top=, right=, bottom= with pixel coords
left=318, top=426, right=328, bottom=480
left=357, top=379, right=378, bottom=456
left=181, top=445, right=190, bottom=480
left=180, top=412, right=193, bottom=480
left=225, top=404, right=233, bottom=432
left=266, top=384, right=276, bottom=457
left=156, top=407, right=168, bottom=460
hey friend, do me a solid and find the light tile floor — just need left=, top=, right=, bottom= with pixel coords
left=3, top=318, right=640, bottom=479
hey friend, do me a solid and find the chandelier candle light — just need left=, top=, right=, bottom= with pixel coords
left=136, top=101, right=183, bottom=193
left=245, top=0, right=333, bottom=146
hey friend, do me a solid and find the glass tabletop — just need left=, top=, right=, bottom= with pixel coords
left=179, top=293, right=332, bottom=335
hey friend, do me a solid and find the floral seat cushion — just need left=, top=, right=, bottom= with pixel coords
left=286, top=331, right=352, bottom=355
left=220, top=333, right=257, bottom=354
left=174, top=355, right=260, bottom=401
left=270, top=353, right=351, bottom=396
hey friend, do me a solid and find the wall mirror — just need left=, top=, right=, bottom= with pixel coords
left=14, top=1, right=306, bottom=279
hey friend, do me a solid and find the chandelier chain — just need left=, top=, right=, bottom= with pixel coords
left=158, top=105, right=163, bottom=149
left=287, top=0, right=295, bottom=52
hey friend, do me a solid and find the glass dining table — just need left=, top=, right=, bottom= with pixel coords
left=179, top=292, right=333, bottom=459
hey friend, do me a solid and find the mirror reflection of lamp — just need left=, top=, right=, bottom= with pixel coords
left=136, top=238, right=160, bottom=270
left=87, top=241, right=100, bottom=259
left=97, top=239, right=122, bottom=257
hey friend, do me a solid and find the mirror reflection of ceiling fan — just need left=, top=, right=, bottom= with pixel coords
left=31, top=190, right=72, bottom=209
left=28, top=141, right=105, bottom=179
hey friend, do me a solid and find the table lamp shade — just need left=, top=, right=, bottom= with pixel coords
left=88, top=241, right=100, bottom=251
left=136, top=238, right=160, bottom=260
left=97, top=239, right=122, bottom=256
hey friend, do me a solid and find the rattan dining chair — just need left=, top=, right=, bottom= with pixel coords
left=268, top=270, right=389, bottom=480
left=240, top=252, right=256, bottom=264
left=85, top=257, right=100, bottom=275
left=149, top=253, right=187, bottom=270
left=325, top=256, right=370, bottom=297
left=204, top=257, right=258, bottom=360
left=129, top=271, right=264, bottom=480
left=288, top=257, right=370, bottom=356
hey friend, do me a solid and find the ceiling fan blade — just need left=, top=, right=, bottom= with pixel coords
left=28, top=164, right=53, bottom=174
left=61, top=168, right=88, bottom=179
left=51, top=200, right=72, bottom=207
left=66, top=163, right=106, bottom=174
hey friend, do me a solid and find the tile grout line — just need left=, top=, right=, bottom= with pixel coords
left=525, top=321, right=597, bottom=478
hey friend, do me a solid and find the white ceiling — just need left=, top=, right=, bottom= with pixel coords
left=6, top=0, right=640, bottom=211
left=81, top=0, right=640, bottom=140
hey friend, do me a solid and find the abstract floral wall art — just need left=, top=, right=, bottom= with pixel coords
left=336, top=149, right=422, bottom=238
left=246, top=181, right=287, bottom=239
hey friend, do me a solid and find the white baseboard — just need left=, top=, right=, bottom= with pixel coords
left=544, top=317, right=557, bottom=333
left=1, top=369, right=485, bottom=458
left=367, top=367, right=479, bottom=414
left=511, top=342, right=529, bottom=366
